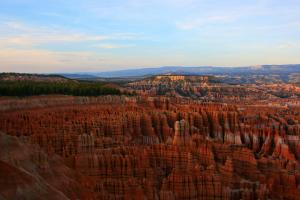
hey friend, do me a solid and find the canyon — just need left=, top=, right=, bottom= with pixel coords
left=0, top=74, right=300, bottom=199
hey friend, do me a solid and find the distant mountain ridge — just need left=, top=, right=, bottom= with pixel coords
left=62, top=64, right=300, bottom=78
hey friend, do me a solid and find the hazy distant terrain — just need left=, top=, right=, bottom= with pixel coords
left=62, top=64, right=300, bottom=78
left=60, top=65, right=300, bottom=85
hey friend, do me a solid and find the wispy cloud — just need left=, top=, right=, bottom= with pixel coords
left=0, top=20, right=140, bottom=72
left=175, top=0, right=275, bottom=30
left=0, top=49, right=98, bottom=72
left=176, top=15, right=234, bottom=30
left=0, top=35, right=110, bottom=48
left=94, top=43, right=135, bottom=49
left=0, top=20, right=139, bottom=48
left=278, top=42, right=299, bottom=49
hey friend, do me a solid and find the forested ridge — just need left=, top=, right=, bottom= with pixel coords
left=0, top=80, right=121, bottom=96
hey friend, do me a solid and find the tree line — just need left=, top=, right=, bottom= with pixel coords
left=0, top=81, right=122, bottom=96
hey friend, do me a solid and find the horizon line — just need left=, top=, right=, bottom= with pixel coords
left=2, top=63, right=300, bottom=74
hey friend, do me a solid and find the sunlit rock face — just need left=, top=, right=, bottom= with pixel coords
left=0, top=96, right=300, bottom=199
left=173, top=120, right=191, bottom=146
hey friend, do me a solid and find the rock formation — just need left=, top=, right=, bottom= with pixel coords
left=0, top=95, right=300, bottom=199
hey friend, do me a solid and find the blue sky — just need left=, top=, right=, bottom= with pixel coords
left=0, top=0, right=300, bottom=73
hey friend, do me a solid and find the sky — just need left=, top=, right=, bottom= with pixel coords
left=0, top=0, right=300, bottom=73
